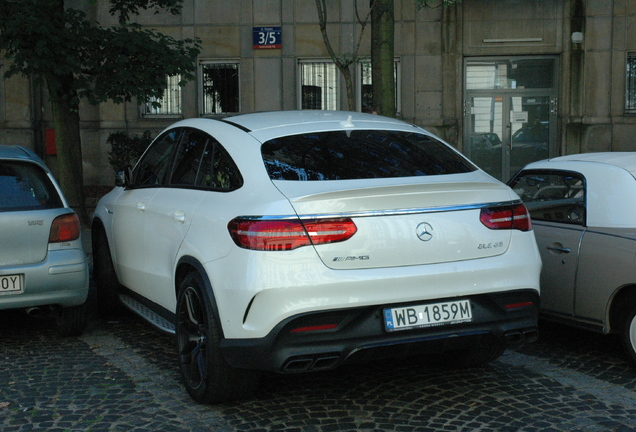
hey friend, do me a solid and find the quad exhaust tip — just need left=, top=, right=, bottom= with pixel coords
left=504, top=328, right=539, bottom=345
left=282, top=353, right=341, bottom=372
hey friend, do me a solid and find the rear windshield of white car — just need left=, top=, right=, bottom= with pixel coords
left=0, top=161, right=63, bottom=211
left=261, top=130, right=476, bottom=180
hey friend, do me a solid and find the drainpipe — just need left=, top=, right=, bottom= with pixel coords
left=30, top=73, right=44, bottom=159
left=567, top=0, right=585, bottom=154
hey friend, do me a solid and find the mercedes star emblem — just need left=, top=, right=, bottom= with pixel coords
left=416, top=222, right=434, bottom=242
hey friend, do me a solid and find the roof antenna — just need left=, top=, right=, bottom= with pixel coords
left=340, top=115, right=355, bottom=129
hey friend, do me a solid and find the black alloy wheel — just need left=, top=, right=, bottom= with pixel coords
left=622, top=304, right=636, bottom=365
left=92, top=226, right=124, bottom=316
left=175, top=271, right=258, bottom=403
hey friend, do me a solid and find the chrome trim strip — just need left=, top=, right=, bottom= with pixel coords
left=237, top=200, right=523, bottom=221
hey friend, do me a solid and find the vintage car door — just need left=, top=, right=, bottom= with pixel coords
left=532, top=222, right=584, bottom=315
left=509, top=169, right=587, bottom=317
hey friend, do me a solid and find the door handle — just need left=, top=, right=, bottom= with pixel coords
left=173, top=210, right=186, bottom=224
left=547, top=245, right=571, bottom=254
left=136, top=202, right=146, bottom=212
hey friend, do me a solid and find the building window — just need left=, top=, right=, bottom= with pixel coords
left=299, top=61, right=339, bottom=110
left=201, top=62, right=239, bottom=115
left=627, top=53, right=636, bottom=112
left=357, top=59, right=401, bottom=114
left=466, top=58, right=555, bottom=90
left=141, top=75, right=182, bottom=116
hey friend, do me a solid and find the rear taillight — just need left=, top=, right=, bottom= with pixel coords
left=228, top=218, right=357, bottom=251
left=49, top=213, right=81, bottom=242
left=480, top=204, right=532, bottom=232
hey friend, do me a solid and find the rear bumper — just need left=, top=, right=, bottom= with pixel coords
left=0, top=248, right=89, bottom=310
left=220, top=289, right=539, bottom=372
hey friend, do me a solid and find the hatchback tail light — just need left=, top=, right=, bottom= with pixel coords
left=49, top=213, right=81, bottom=242
left=228, top=218, right=357, bottom=251
left=480, top=204, right=532, bottom=232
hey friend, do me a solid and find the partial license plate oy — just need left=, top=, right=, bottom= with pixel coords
left=0, top=274, right=22, bottom=295
left=384, top=300, right=472, bottom=331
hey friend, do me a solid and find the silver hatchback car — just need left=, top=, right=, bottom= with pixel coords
left=0, top=146, right=89, bottom=335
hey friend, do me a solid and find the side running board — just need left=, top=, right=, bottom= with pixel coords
left=120, top=294, right=176, bottom=334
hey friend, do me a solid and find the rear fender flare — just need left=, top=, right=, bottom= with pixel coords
left=608, top=284, right=636, bottom=334
left=175, top=256, right=224, bottom=338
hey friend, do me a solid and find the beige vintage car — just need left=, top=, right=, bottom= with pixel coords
left=510, top=152, right=636, bottom=364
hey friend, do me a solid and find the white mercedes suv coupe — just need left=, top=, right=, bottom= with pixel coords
left=92, top=111, right=541, bottom=403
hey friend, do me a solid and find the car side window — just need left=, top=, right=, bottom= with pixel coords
left=509, top=170, right=586, bottom=226
left=134, top=129, right=183, bottom=187
left=169, top=129, right=210, bottom=186
left=195, top=141, right=243, bottom=190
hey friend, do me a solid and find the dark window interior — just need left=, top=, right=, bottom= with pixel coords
left=262, top=130, right=476, bottom=181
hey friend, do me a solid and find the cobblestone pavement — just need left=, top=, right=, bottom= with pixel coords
left=2, top=308, right=636, bottom=432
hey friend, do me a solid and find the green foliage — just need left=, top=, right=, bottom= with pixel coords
left=107, top=131, right=153, bottom=172
left=0, top=0, right=201, bottom=107
left=108, top=0, right=183, bottom=23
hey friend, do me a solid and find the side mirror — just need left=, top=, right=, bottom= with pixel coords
left=115, top=166, right=133, bottom=187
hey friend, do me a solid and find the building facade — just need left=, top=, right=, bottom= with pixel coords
left=1, top=0, right=635, bottom=185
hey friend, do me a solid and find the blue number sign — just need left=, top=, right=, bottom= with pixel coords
left=253, top=26, right=282, bottom=49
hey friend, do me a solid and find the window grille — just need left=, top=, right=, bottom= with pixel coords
left=627, top=54, right=636, bottom=112
left=299, top=62, right=338, bottom=110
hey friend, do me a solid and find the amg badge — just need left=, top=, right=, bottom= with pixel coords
left=333, top=255, right=370, bottom=262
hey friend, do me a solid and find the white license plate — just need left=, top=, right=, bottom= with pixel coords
left=384, top=300, right=472, bottom=331
left=0, top=274, right=22, bottom=295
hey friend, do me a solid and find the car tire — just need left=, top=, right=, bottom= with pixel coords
left=176, top=271, right=259, bottom=403
left=92, top=226, right=125, bottom=317
left=56, top=303, right=88, bottom=337
left=621, top=304, right=636, bottom=364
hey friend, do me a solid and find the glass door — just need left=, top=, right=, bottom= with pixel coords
left=464, top=57, right=557, bottom=182
left=468, top=95, right=505, bottom=180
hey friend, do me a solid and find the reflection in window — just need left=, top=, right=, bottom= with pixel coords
left=170, top=130, right=210, bottom=186
left=0, top=162, right=63, bottom=211
left=204, top=144, right=243, bottom=190
left=201, top=63, right=239, bottom=114
left=134, top=130, right=182, bottom=187
left=300, top=61, right=338, bottom=110
left=262, top=130, right=476, bottom=181
left=358, top=60, right=400, bottom=114
left=466, top=58, right=555, bottom=90
left=141, top=75, right=182, bottom=116
left=627, top=54, right=636, bottom=112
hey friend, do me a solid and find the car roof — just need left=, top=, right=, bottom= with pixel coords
left=540, top=152, right=636, bottom=174
left=165, top=111, right=429, bottom=151
left=220, top=110, right=423, bottom=142
left=223, top=110, right=413, bottom=132
left=0, top=145, right=48, bottom=168
left=520, top=153, right=636, bottom=228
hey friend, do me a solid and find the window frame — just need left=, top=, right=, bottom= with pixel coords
left=167, top=128, right=244, bottom=191
left=199, top=60, right=241, bottom=116
left=626, top=52, right=636, bottom=113
left=509, top=169, right=587, bottom=226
